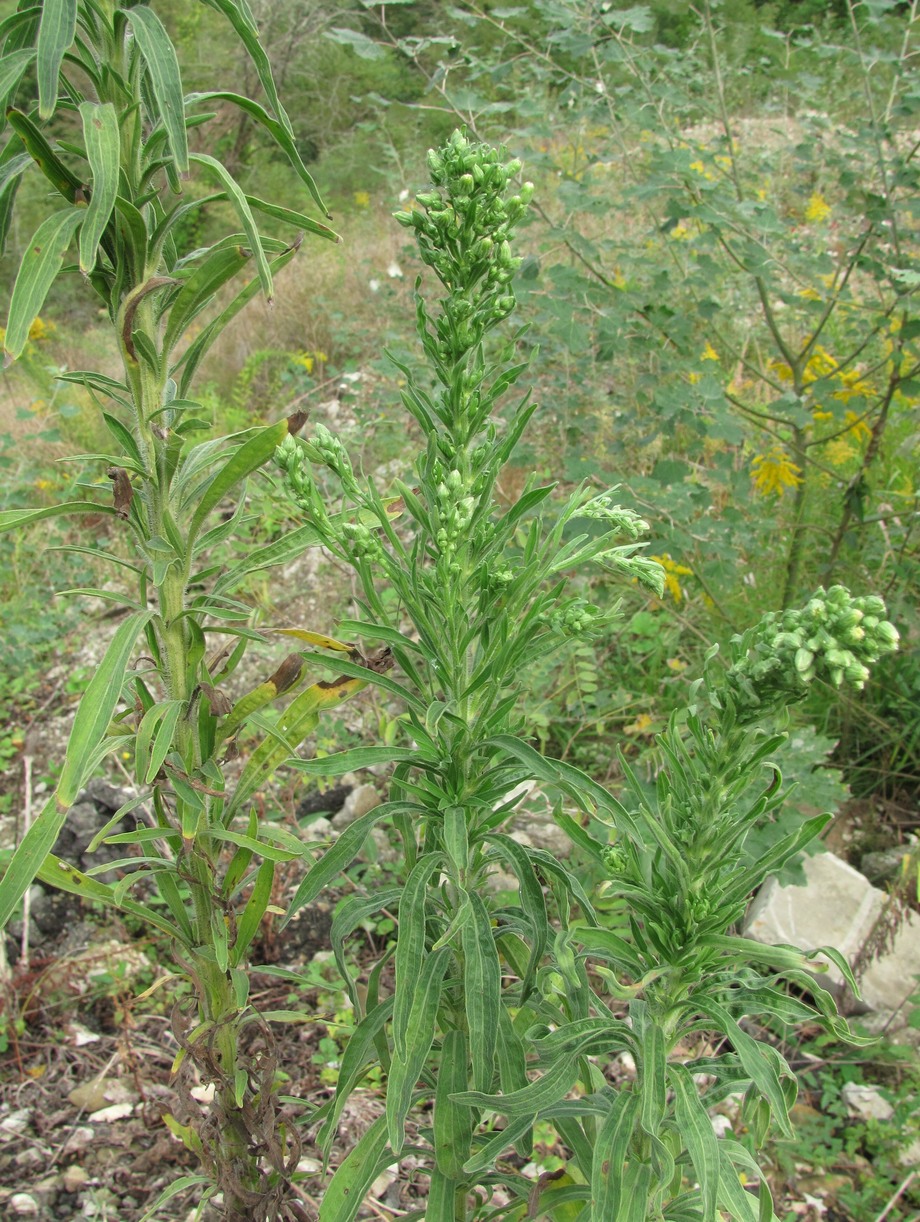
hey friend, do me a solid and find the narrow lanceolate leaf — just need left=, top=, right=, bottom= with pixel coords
left=123, top=5, right=188, bottom=172
left=0, top=501, right=118, bottom=534
left=231, top=859, right=273, bottom=966
left=284, top=804, right=402, bottom=925
left=36, top=854, right=186, bottom=944
left=318, top=998, right=395, bottom=1159
left=393, top=852, right=445, bottom=1059
left=638, top=1020, right=667, bottom=1136
left=387, top=946, right=451, bottom=1155
left=669, top=1064, right=720, bottom=1220
left=591, top=1092, right=641, bottom=1222
left=434, top=1029, right=475, bottom=1179
left=452, top=1051, right=581, bottom=1117
left=462, top=891, right=501, bottom=1094
left=186, top=417, right=290, bottom=541
left=318, top=1113, right=391, bottom=1222
left=0, top=48, right=35, bottom=102
left=5, top=108, right=85, bottom=203
left=57, top=610, right=155, bottom=806
left=161, top=244, right=252, bottom=358
left=191, top=153, right=272, bottom=299
left=78, top=102, right=119, bottom=273
left=4, top=207, right=83, bottom=362
left=36, top=0, right=76, bottom=118
left=186, top=93, right=334, bottom=224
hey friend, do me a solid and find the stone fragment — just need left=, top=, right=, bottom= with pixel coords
left=743, top=850, right=885, bottom=990
left=332, top=784, right=381, bottom=828
left=841, top=1081, right=893, bottom=1122
left=9, top=1194, right=39, bottom=1216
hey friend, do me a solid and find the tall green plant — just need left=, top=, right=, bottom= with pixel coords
left=275, top=132, right=899, bottom=1221
left=0, top=3, right=358, bottom=1217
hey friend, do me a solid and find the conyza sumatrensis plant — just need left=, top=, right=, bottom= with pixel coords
left=0, top=3, right=380, bottom=1218
left=275, top=131, right=899, bottom=1221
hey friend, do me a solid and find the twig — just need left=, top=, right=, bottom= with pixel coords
left=874, top=1170, right=916, bottom=1222
left=20, top=754, right=33, bottom=966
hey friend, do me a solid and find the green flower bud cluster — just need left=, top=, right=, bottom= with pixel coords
left=575, top=493, right=650, bottom=539
left=551, top=598, right=604, bottom=636
left=394, top=130, right=533, bottom=356
left=341, top=521, right=382, bottom=562
left=435, top=466, right=476, bottom=561
left=275, top=434, right=318, bottom=515
left=301, top=423, right=356, bottom=489
left=724, top=585, right=898, bottom=717
left=596, top=547, right=666, bottom=597
left=602, top=843, right=629, bottom=875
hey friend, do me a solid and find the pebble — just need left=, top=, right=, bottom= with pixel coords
left=62, top=1164, right=90, bottom=1193
left=9, top=1194, right=40, bottom=1216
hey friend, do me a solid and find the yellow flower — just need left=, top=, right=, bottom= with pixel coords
left=687, top=370, right=702, bottom=385
left=689, top=159, right=706, bottom=174
left=798, top=287, right=821, bottom=301
left=668, top=224, right=689, bottom=241
left=666, top=656, right=687, bottom=673
left=826, top=438, right=857, bottom=466
left=291, top=351, right=314, bottom=373
left=751, top=448, right=802, bottom=497
left=353, top=190, right=370, bottom=207
left=28, top=316, right=54, bottom=341
left=843, top=410, right=872, bottom=444
left=805, top=193, right=832, bottom=223
left=832, top=368, right=871, bottom=403
left=812, top=407, right=834, bottom=423
left=624, top=712, right=655, bottom=736
left=804, top=345, right=838, bottom=383
left=650, top=553, right=693, bottom=603
left=701, top=341, right=720, bottom=362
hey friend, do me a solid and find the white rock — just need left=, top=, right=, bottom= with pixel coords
left=744, top=851, right=885, bottom=990
left=10, top=1194, right=40, bottom=1216
left=840, top=1082, right=893, bottom=1122
left=89, top=1102, right=134, bottom=1123
left=0, top=1109, right=32, bottom=1138
left=332, top=784, right=381, bottom=828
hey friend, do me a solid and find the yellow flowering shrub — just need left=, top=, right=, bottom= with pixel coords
left=805, top=192, right=832, bottom=223
left=751, top=447, right=802, bottom=497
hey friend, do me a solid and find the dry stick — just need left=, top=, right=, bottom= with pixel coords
left=874, top=1170, right=916, bottom=1222
left=19, top=754, right=33, bottom=966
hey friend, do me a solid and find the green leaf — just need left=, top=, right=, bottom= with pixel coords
left=186, top=418, right=290, bottom=542
left=36, top=0, right=76, bottom=119
left=670, top=1063, right=719, bottom=1220
left=0, top=48, right=35, bottom=102
left=135, top=700, right=184, bottom=785
left=393, top=853, right=445, bottom=1057
left=462, top=891, right=501, bottom=1093
left=190, top=153, right=272, bottom=299
left=283, top=802, right=403, bottom=924
left=387, top=946, right=451, bottom=1154
left=5, top=107, right=84, bottom=203
left=78, top=102, right=120, bottom=273
left=4, top=206, right=83, bottom=362
left=591, top=1092, right=641, bottom=1221
left=58, top=610, right=155, bottom=806
left=186, top=93, right=334, bottom=225
left=35, top=854, right=185, bottom=944
left=290, top=745, right=421, bottom=776
left=232, top=859, right=273, bottom=965
left=318, top=1113, right=391, bottom=1222
left=326, top=27, right=385, bottom=60
left=123, top=5, right=188, bottom=172
left=639, top=1018, right=666, bottom=1135
left=434, top=1028, right=474, bottom=1179
left=317, top=997, right=395, bottom=1159
left=161, top=244, right=252, bottom=357
left=452, top=1051, right=581, bottom=1117
left=0, top=501, right=118, bottom=534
